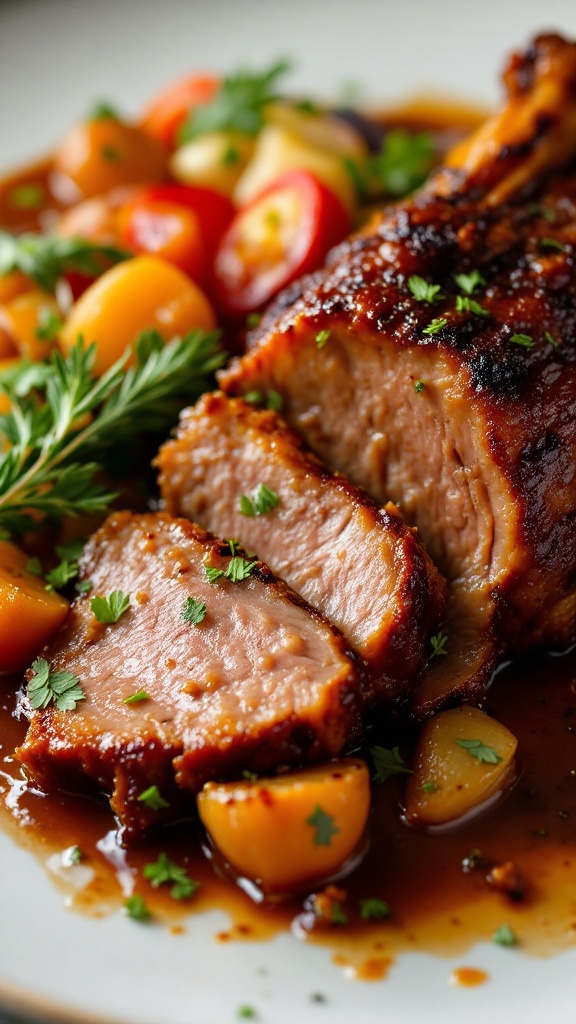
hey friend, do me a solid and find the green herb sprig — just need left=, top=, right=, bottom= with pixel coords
left=0, top=231, right=130, bottom=293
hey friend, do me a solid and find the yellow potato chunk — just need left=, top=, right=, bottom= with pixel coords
left=404, top=706, right=518, bottom=828
left=198, top=758, right=370, bottom=895
left=0, top=541, right=69, bottom=673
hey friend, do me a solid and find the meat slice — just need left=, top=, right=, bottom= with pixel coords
left=17, top=511, right=361, bottom=840
left=221, top=34, right=576, bottom=713
left=157, top=391, right=445, bottom=702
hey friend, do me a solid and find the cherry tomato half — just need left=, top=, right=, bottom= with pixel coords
left=140, top=74, right=219, bottom=149
left=118, top=196, right=207, bottom=283
left=213, top=170, right=351, bottom=317
left=141, top=184, right=235, bottom=258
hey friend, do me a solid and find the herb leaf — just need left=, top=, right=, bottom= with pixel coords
left=315, top=329, right=331, bottom=349
left=305, top=804, right=340, bottom=847
left=124, top=895, right=151, bottom=921
left=26, top=657, right=85, bottom=711
left=453, top=270, right=485, bottom=295
left=408, top=275, right=442, bottom=304
left=422, top=317, right=447, bottom=336
left=455, top=295, right=489, bottom=317
left=181, top=596, right=206, bottom=626
left=359, top=897, right=391, bottom=921
left=509, top=333, right=535, bottom=349
left=370, top=745, right=412, bottom=783
left=430, top=631, right=448, bottom=657
left=179, top=60, right=291, bottom=143
left=137, top=785, right=170, bottom=811
left=123, top=689, right=150, bottom=705
left=45, top=558, right=79, bottom=591
left=238, top=483, right=279, bottom=517
left=225, top=555, right=258, bottom=582
left=91, top=590, right=130, bottom=624
left=368, top=129, right=434, bottom=197
left=455, top=738, right=503, bottom=764
left=143, top=852, right=200, bottom=900
left=0, top=231, right=129, bottom=293
left=492, top=923, right=517, bottom=946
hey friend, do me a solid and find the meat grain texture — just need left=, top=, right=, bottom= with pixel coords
left=17, top=512, right=361, bottom=839
left=221, top=34, right=576, bottom=712
left=158, top=391, right=445, bottom=702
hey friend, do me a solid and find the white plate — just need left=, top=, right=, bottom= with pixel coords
left=2, top=1, right=576, bottom=1022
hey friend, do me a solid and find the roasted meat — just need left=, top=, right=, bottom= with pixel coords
left=222, top=34, right=576, bottom=713
left=17, top=512, right=361, bottom=839
left=157, top=391, right=445, bottom=702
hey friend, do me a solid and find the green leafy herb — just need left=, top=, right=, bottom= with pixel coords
left=368, top=129, right=435, bottom=197
left=0, top=331, right=224, bottom=535
left=242, top=769, right=259, bottom=781
left=44, top=558, right=79, bottom=591
left=492, top=923, right=517, bottom=947
left=239, top=482, right=279, bottom=517
left=9, top=183, right=46, bottom=211
left=545, top=331, right=559, bottom=348
left=539, top=237, right=566, bottom=252
left=305, top=804, right=340, bottom=847
left=35, top=309, right=64, bottom=342
left=25, top=556, right=43, bottom=576
left=370, top=745, right=412, bottom=783
left=55, top=538, right=86, bottom=562
left=237, top=1007, right=257, bottom=1020
left=414, top=379, right=425, bottom=393
left=453, top=270, right=485, bottom=295
left=181, top=597, right=206, bottom=625
left=315, top=329, right=331, bottom=349
left=124, top=895, right=151, bottom=922
left=455, top=738, right=503, bottom=764
left=408, top=275, right=442, bottom=304
left=26, top=657, right=85, bottom=711
left=204, top=565, right=225, bottom=583
left=245, top=312, right=262, bottom=329
left=143, top=852, right=200, bottom=900
left=89, top=101, right=121, bottom=122
left=359, top=897, right=391, bottom=921
left=422, top=317, right=447, bottom=336
left=430, top=631, right=448, bottom=657
left=0, top=230, right=130, bottom=293
left=75, top=579, right=93, bottom=596
left=137, top=785, right=170, bottom=811
left=331, top=903, right=348, bottom=926
left=243, top=388, right=283, bottom=411
left=91, top=590, right=130, bottom=624
left=62, top=844, right=83, bottom=866
left=455, top=295, right=489, bottom=317
left=422, top=781, right=438, bottom=794
left=179, top=60, right=291, bottom=143
left=509, top=333, right=535, bottom=349
left=226, top=555, right=258, bottom=582
left=123, top=689, right=150, bottom=705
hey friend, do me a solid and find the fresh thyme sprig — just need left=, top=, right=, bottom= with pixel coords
left=0, top=329, right=224, bottom=535
left=0, top=231, right=130, bottom=293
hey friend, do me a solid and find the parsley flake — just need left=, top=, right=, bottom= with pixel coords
left=414, top=379, right=426, bottom=392
left=408, top=275, right=442, bottom=304
left=181, top=596, right=206, bottom=626
left=90, top=590, right=130, bottom=624
left=45, top=558, right=79, bottom=591
left=422, top=317, right=447, bottom=336
left=306, top=804, right=340, bottom=847
left=137, top=785, right=170, bottom=811
left=422, top=781, right=438, bottom=794
left=65, top=845, right=83, bottom=865
left=143, top=852, right=200, bottom=900
left=368, top=129, right=434, bottom=197
left=237, top=1007, right=258, bottom=1020
left=492, top=923, right=517, bottom=947
left=0, top=230, right=130, bottom=293
left=9, top=183, right=45, bottom=210
left=179, top=60, right=291, bottom=143
left=509, top=333, right=535, bottom=349
left=453, top=270, right=485, bottom=295
left=545, top=331, right=559, bottom=348
left=315, top=329, right=331, bottom=349
left=540, top=237, right=566, bottom=252
left=239, top=483, right=280, bottom=517
left=35, top=309, right=64, bottom=342
left=430, top=631, right=448, bottom=657
left=370, top=745, right=412, bottom=783
left=123, top=689, right=150, bottom=705
left=245, top=312, right=262, bottom=329
left=124, top=895, right=151, bottom=921
left=76, top=579, right=93, bottom=596
left=455, top=295, right=489, bottom=317
left=359, top=897, right=391, bottom=921
left=25, top=556, right=43, bottom=577
left=26, top=657, right=85, bottom=711
left=455, top=738, right=503, bottom=764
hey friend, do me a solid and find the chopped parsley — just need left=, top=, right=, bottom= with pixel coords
left=408, top=275, right=442, bottom=304
left=25, top=556, right=43, bottom=577
left=66, top=845, right=83, bottom=865
left=75, top=579, right=93, bottom=596
left=545, top=331, right=559, bottom=348
left=90, top=590, right=130, bottom=624
left=179, top=60, right=291, bottom=142
left=237, top=1007, right=258, bottom=1020
left=315, top=329, right=331, bottom=349
left=181, top=596, right=206, bottom=626
left=331, top=903, right=348, bottom=925
left=370, top=745, right=412, bottom=783
left=422, top=317, right=447, bottom=336
left=414, top=379, right=426, bottom=392
left=455, top=295, right=489, bottom=317
left=143, top=852, right=200, bottom=900
left=368, top=129, right=434, bottom=197
left=245, top=312, right=262, bottom=329
left=124, top=895, right=151, bottom=922
left=453, top=270, right=485, bottom=295
left=509, top=333, right=535, bottom=349
left=305, top=805, right=340, bottom=847
left=9, top=183, right=45, bottom=210
left=0, top=230, right=130, bottom=293
left=35, top=308, right=64, bottom=341
left=89, top=100, right=121, bottom=122
left=422, top=781, right=438, bottom=794
left=430, top=631, right=448, bottom=657
left=243, top=388, right=283, bottom=410
left=239, top=483, right=280, bottom=517
left=123, top=689, right=150, bottom=705
left=26, top=657, right=85, bottom=711
left=56, top=538, right=86, bottom=562
left=45, top=558, right=79, bottom=591
left=492, top=923, right=517, bottom=947
left=455, top=738, right=503, bottom=764
left=205, top=556, right=258, bottom=583
left=137, top=785, right=170, bottom=811
left=359, top=897, right=391, bottom=921
left=539, top=237, right=566, bottom=252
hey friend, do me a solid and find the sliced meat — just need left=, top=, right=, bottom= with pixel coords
left=221, top=34, right=576, bottom=714
left=157, top=391, right=446, bottom=702
left=17, top=511, right=361, bottom=840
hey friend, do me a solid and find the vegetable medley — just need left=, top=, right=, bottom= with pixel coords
left=0, top=62, right=514, bottom=913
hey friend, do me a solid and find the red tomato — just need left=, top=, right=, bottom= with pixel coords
left=118, top=196, right=207, bottom=283
left=142, top=184, right=235, bottom=258
left=140, top=74, right=219, bottom=149
left=213, top=171, right=351, bottom=317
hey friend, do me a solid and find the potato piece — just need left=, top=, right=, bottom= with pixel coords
left=170, top=132, right=256, bottom=197
left=233, top=124, right=358, bottom=214
left=59, top=254, right=216, bottom=376
left=264, top=103, right=368, bottom=159
left=404, top=706, right=517, bottom=828
left=198, top=758, right=370, bottom=895
left=0, top=541, right=69, bottom=673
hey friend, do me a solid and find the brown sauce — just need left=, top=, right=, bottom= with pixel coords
left=2, top=646, right=576, bottom=972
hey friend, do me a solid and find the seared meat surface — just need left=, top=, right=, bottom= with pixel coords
left=222, top=34, right=576, bottom=712
left=157, top=392, right=445, bottom=702
left=17, top=512, right=360, bottom=839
